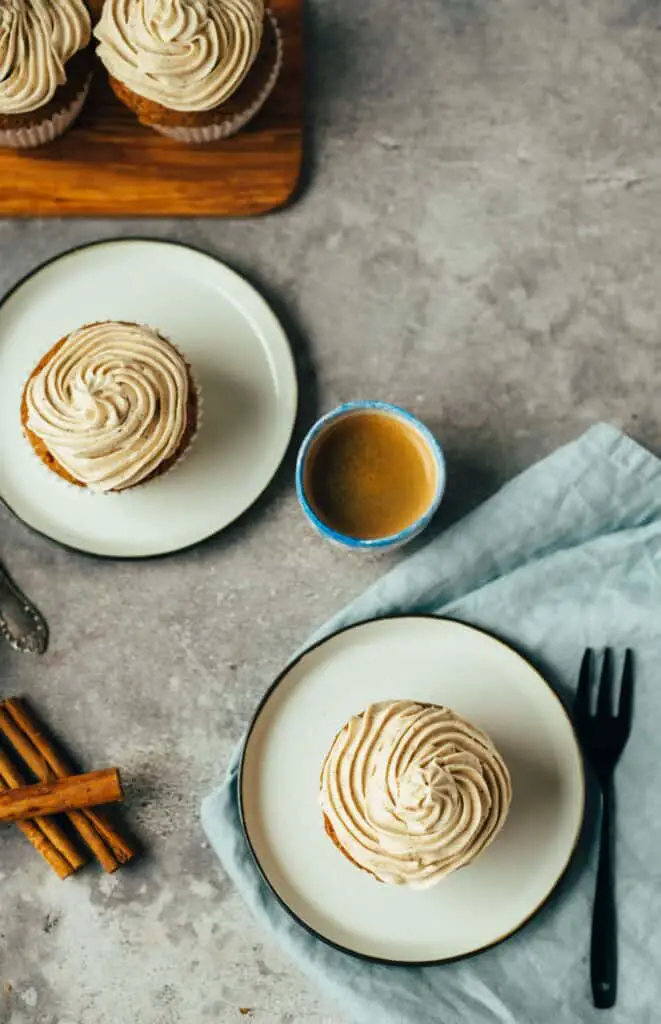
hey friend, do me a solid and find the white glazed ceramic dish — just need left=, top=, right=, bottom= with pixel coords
left=240, top=616, right=585, bottom=964
left=0, top=239, right=298, bottom=558
left=295, top=401, right=446, bottom=550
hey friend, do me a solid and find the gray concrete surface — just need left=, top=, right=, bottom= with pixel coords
left=2, top=0, right=661, bottom=1020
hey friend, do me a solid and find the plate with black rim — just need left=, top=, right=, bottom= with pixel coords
left=0, top=239, right=297, bottom=558
left=239, top=616, right=585, bottom=964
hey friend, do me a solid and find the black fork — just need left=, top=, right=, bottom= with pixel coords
left=574, top=649, right=634, bottom=1009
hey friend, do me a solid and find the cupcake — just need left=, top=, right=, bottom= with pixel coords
left=22, top=321, right=200, bottom=493
left=94, top=0, right=282, bottom=143
left=320, top=701, right=512, bottom=889
left=0, top=0, right=92, bottom=149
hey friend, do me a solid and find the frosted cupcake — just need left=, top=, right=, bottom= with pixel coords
left=94, top=0, right=282, bottom=143
left=0, top=0, right=92, bottom=149
left=320, top=701, right=512, bottom=889
left=21, top=321, right=200, bottom=493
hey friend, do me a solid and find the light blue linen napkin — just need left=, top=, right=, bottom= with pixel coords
left=202, top=424, right=661, bottom=1024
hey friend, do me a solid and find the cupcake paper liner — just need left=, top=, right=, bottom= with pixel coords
left=21, top=329, right=203, bottom=496
left=0, top=76, right=91, bottom=150
left=153, top=11, right=283, bottom=144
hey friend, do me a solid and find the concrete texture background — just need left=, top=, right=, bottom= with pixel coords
left=1, top=0, right=661, bottom=1020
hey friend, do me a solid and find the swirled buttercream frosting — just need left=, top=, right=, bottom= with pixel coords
left=320, top=700, right=512, bottom=889
left=24, top=321, right=194, bottom=492
left=0, top=0, right=91, bottom=116
left=94, top=0, right=264, bottom=112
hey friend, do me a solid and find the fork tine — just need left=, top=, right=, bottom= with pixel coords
left=618, top=649, right=634, bottom=732
left=575, top=649, right=593, bottom=719
left=597, top=648, right=614, bottom=717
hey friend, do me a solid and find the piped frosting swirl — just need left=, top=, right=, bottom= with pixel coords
left=25, top=321, right=192, bottom=493
left=320, top=701, right=512, bottom=889
left=94, top=0, right=264, bottom=112
left=0, top=0, right=91, bottom=115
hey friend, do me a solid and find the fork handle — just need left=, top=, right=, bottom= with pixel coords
left=592, top=775, right=616, bottom=1009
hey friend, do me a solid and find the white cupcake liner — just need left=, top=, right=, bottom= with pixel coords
left=153, top=10, right=283, bottom=144
left=21, top=325, right=203, bottom=495
left=0, top=76, right=91, bottom=150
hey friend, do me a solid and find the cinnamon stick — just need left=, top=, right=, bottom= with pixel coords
left=0, top=706, right=116, bottom=868
left=0, top=768, right=122, bottom=824
left=0, top=749, right=84, bottom=876
left=0, top=701, right=135, bottom=870
left=0, top=764, right=76, bottom=879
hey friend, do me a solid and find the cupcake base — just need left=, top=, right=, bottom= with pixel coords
left=21, top=324, right=200, bottom=493
left=323, top=813, right=382, bottom=882
left=0, top=49, right=92, bottom=150
left=108, top=11, right=282, bottom=144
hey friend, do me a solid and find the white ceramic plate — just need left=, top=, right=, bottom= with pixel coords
left=0, top=239, right=297, bottom=558
left=240, top=616, right=585, bottom=963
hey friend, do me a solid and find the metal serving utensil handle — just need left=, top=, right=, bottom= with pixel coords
left=0, top=562, right=48, bottom=654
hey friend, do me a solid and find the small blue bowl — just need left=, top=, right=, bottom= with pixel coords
left=295, top=401, right=446, bottom=551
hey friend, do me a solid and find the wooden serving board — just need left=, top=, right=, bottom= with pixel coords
left=0, top=0, right=302, bottom=218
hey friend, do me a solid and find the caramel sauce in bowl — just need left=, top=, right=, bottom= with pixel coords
left=296, top=402, right=445, bottom=549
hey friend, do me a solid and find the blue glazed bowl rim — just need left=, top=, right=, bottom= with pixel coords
left=295, top=401, right=446, bottom=549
